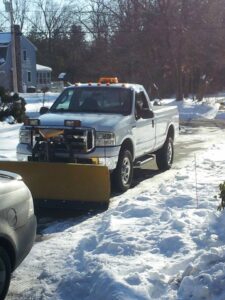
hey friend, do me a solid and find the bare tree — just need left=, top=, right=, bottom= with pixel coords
left=0, top=3, right=11, bottom=31
left=3, top=0, right=224, bottom=99
left=13, top=0, right=29, bottom=31
left=27, top=0, right=75, bottom=65
left=0, top=0, right=30, bottom=32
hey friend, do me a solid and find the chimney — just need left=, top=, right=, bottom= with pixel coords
left=14, top=25, right=23, bottom=92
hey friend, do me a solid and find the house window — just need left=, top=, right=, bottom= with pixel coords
left=27, top=71, right=31, bottom=82
left=39, top=73, right=43, bottom=84
left=23, top=50, right=27, bottom=61
left=47, top=72, right=51, bottom=83
left=0, top=47, right=7, bottom=65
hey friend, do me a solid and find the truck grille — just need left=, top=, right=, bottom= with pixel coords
left=63, top=128, right=95, bottom=153
left=34, top=127, right=95, bottom=156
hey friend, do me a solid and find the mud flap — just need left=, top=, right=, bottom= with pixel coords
left=0, top=161, right=110, bottom=205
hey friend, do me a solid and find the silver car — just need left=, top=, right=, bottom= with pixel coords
left=0, top=170, right=36, bottom=299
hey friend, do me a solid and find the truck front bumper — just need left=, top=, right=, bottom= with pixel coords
left=17, top=143, right=120, bottom=171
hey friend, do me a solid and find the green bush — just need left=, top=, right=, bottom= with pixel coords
left=217, top=182, right=225, bottom=211
left=0, top=88, right=26, bottom=123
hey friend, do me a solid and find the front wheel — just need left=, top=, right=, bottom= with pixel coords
left=156, top=136, right=174, bottom=170
left=0, top=247, right=11, bottom=300
left=112, top=149, right=133, bottom=193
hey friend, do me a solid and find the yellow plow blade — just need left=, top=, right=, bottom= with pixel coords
left=0, top=161, right=110, bottom=204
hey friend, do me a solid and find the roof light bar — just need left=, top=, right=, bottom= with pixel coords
left=98, top=77, right=119, bottom=84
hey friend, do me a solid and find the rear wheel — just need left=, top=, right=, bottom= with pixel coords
left=156, top=136, right=174, bottom=170
left=0, top=247, right=11, bottom=300
left=112, top=149, right=133, bottom=193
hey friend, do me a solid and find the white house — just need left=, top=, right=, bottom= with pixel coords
left=36, top=64, right=52, bottom=91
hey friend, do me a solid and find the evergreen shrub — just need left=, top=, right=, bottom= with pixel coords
left=0, top=87, right=26, bottom=123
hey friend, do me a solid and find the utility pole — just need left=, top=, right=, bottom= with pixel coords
left=4, top=0, right=18, bottom=93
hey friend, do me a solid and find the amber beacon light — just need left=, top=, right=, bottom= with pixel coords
left=98, top=77, right=119, bottom=84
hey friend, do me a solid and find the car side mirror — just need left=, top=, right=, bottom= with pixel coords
left=153, top=99, right=162, bottom=106
left=141, top=108, right=154, bottom=119
left=39, top=106, right=49, bottom=115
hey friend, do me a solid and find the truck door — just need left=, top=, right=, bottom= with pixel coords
left=133, top=91, right=156, bottom=157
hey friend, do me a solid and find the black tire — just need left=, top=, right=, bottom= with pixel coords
left=156, top=136, right=174, bottom=170
left=0, top=247, right=11, bottom=300
left=112, top=149, right=133, bottom=193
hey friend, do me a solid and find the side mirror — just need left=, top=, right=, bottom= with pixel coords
left=141, top=108, right=154, bottom=119
left=39, top=106, right=49, bottom=115
left=153, top=99, right=162, bottom=106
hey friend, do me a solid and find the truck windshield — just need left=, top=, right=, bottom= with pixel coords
left=50, top=87, right=133, bottom=115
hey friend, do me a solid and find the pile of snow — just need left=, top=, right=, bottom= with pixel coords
left=163, top=98, right=221, bottom=121
left=0, top=122, right=21, bottom=160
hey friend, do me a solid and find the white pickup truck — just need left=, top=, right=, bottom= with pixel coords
left=17, top=78, right=179, bottom=192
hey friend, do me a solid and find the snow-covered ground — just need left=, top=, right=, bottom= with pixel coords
left=1, top=93, right=225, bottom=300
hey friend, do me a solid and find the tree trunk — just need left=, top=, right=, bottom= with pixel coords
left=176, top=63, right=183, bottom=101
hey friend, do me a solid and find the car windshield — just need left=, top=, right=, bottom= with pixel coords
left=50, top=87, right=133, bottom=115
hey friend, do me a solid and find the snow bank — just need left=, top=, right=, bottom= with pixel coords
left=178, top=246, right=225, bottom=300
left=163, top=98, right=221, bottom=121
left=0, top=122, right=20, bottom=160
left=21, top=92, right=58, bottom=118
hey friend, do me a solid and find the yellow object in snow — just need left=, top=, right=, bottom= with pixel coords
left=0, top=161, right=110, bottom=205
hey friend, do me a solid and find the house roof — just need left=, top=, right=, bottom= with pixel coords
left=0, top=32, right=37, bottom=50
left=36, top=64, right=52, bottom=72
left=0, top=33, right=11, bottom=44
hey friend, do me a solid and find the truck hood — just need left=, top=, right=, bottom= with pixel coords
left=38, top=112, right=132, bottom=131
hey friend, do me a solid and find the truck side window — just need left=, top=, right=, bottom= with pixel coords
left=52, top=89, right=74, bottom=111
left=135, top=91, right=149, bottom=119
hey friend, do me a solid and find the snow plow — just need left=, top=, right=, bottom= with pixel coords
left=0, top=161, right=110, bottom=209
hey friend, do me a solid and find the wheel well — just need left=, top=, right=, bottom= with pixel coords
left=0, top=238, right=16, bottom=271
left=120, top=139, right=134, bottom=159
left=167, top=125, right=175, bottom=140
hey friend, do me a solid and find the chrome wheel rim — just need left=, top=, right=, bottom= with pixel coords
left=121, top=156, right=131, bottom=185
left=167, top=141, right=173, bottom=164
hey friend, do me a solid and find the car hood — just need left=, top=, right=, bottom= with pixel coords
left=38, top=112, right=132, bottom=131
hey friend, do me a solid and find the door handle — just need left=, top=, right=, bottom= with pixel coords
left=152, top=120, right=154, bottom=127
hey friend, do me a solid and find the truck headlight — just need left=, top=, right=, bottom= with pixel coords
left=96, top=132, right=115, bottom=146
left=19, top=129, right=32, bottom=144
